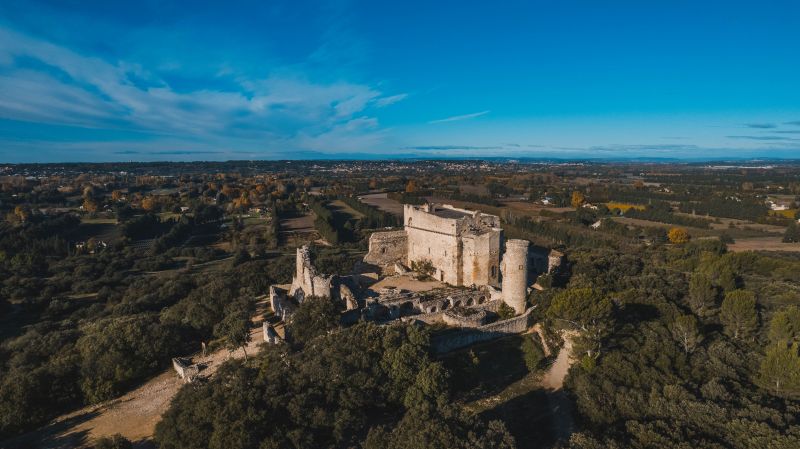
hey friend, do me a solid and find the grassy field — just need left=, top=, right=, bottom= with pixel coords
left=358, top=192, right=403, bottom=216
left=328, top=199, right=365, bottom=219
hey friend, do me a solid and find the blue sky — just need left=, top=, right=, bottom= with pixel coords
left=1, top=0, right=799, bottom=162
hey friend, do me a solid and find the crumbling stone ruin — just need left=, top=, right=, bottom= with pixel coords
left=263, top=322, right=284, bottom=345
left=268, top=202, right=562, bottom=353
left=290, top=245, right=337, bottom=301
left=172, top=357, right=200, bottom=383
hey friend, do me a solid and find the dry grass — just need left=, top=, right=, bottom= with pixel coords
left=727, top=237, right=800, bottom=253
left=605, top=202, right=646, bottom=212
left=358, top=192, right=403, bottom=216
left=770, top=209, right=798, bottom=219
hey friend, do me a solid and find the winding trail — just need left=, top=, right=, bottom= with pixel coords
left=3, top=299, right=270, bottom=449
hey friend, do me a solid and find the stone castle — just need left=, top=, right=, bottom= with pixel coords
left=365, top=203, right=503, bottom=287
left=267, top=202, right=563, bottom=350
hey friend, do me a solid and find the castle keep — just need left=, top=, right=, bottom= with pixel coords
left=366, top=203, right=503, bottom=287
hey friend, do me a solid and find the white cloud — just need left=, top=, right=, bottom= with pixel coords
left=374, top=93, right=408, bottom=107
left=428, top=110, right=489, bottom=124
left=0, top=26, right=400, bottom=156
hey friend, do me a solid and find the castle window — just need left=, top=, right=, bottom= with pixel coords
left=491, top=266, right=496, bottom=277
left=519, top=265, right=524, bottom=270
left=380, top=247, right=386, bottom=254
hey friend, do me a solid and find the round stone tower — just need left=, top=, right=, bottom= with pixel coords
left=501, top=239, right=530, bottom=314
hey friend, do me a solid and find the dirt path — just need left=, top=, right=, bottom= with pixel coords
left=540, top=334, right=574, bottom=390
left=539, top=335, right=576, bottom=442
left=4, top=299, right=270, bottom=449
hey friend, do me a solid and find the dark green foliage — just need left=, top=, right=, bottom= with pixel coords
left=121, top=213, right=165, bottom=240
left=92, top=434, right=133, bottom=449
left=214, top=307, right=252, bottom=359
left=678, top=196, right=769, bottom=221
left=154, top=323, right=515, bottom=449
left=624, top=201, right=712, bottom=228
left=688, top=273, right=718, bottom=314
left=77, top=314, right=182, bottom=402
left=784, top=221, right=800, bottom=243
left=287, top=296, right=340, bottom=347
left=720, top=290, right=758, bottom=340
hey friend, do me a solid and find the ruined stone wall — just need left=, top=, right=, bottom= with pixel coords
left=363, top=230, right=408, bottom=270
left=548, top=250, right=564, bottom=273
left=269, top=286, right=295, bottom=320
left=290, top=245, right=336, bottom=301
left=430, top=307, right=535, bottom=354
left=172, top=357, right=199, bottom=382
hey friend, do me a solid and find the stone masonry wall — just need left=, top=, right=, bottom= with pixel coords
left=364, top=230, right=408, bottom=271
left=430, top=307, right=535, bottom=354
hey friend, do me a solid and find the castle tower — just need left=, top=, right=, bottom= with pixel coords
left=501, top=239, right=529, bottom=314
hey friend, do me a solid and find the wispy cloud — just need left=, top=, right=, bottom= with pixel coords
left=727, top=135, right=796, bottom=141
left=403, top=145, right=501, bottom=151
left=785, top=121, right=800, bottom=126
left=428, top=110, right=489, bottom=124
left=373, top=93, right=408, bottom=107
left=0, top=25, right=408, bottom=159
left=743, top=123, right=777, bottom=129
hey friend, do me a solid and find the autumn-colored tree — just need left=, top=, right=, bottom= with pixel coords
left=13, top=205, right=31, bottom=222
left=405, top=179, right=418, bottom=193
left=369, top=178, right=378, bottom=189
left=82, top=198, right=99, bottom=213
left=233, top=191, right=252, bottom=211
left=570, top=191, right=586, bottom=208
left=667, top=227, right=690, bottom=244
left=633, top=180, right=645, bottom=189
left=111, top=190, right=123, bottom=201
left=141, top=196, right=157, bottom=211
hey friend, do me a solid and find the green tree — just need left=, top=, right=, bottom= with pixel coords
left=758, top=343, right=800, bottom=397
left=688, top=273, right=717, bottom=314
left=93, top=434, right=133, bottom=449
left=213, top=310, right=251, bottom=360
left=77, top=314, right=180, bottom=403
left=547, top=287, right=613, bottom=359
left=670, top=314, right=702, bottom=353
left=287, top=296, right=340, bottom=347
left=783, top=221, right=800, bottom=243
left=720, top=290, right=758, bottom=340
left=769, top=305, right=800, bottom=344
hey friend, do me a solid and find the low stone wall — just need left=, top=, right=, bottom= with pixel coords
left=430, top=307, right=535, bottom=354
left=364, top=230, right=408, bottom=271
left=263, top=322, right=284, bottom=344
left=172, top=357, right=199, bottom=382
